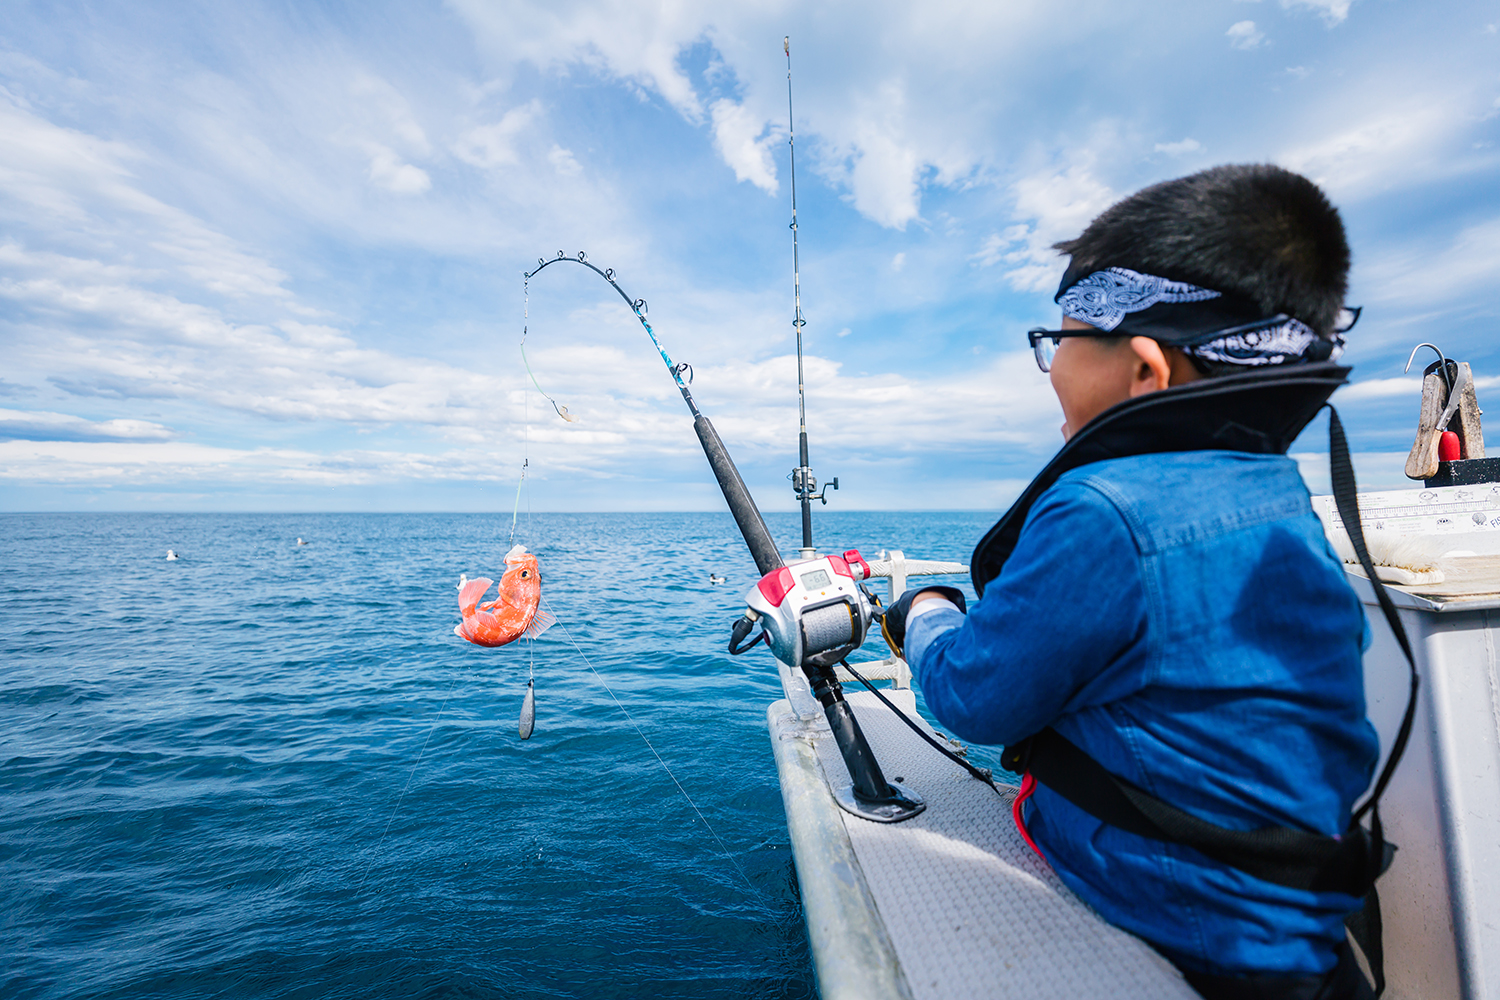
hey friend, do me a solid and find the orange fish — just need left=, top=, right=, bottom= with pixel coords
left=454, top=544, right=556, bottom=648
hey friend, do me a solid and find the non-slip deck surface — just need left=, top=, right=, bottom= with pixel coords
left=813, top=690, right=1198, bottom=1000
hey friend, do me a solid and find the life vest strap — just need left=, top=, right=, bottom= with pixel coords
left=1001, top=728, right=1393, bottom=895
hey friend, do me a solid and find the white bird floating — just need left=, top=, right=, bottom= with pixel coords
left=709, top=573, right=726, bottom=585
left=296, top=537, right=309, bottom=546
left=165, top=549, right=178, bottom=561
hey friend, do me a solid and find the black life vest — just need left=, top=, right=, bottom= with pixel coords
left=970, top=363, right=1417, bottom=995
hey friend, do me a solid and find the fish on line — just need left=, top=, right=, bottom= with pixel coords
left=454, top=544, right=556, bottom=648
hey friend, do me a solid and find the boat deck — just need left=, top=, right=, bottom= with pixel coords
left=769, top=686, right=1197, bottom=1000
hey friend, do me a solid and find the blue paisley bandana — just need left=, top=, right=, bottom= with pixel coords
left=1055, top=266, right=1344, bottom=367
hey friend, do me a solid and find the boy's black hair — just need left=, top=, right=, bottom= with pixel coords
left=1053, top=164, right=1350, bottom=337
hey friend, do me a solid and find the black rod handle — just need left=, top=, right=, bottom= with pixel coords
left=693, top=414, right=784, bottom=576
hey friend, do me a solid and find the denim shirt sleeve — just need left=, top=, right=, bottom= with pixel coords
left=905, top=605, right=967, bottom=670
left=910, top=479, right=1151, bottom=746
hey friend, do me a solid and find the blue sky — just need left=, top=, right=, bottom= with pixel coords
left=2, top=0, right=1498, bottom=513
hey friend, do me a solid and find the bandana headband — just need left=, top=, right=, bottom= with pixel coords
left=1055, top=266, right=1344, bottom=367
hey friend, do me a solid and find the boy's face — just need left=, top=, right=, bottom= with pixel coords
left=1049, top=317, right=1199, bottom=440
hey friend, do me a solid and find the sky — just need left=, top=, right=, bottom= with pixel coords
left=2, top=0, right=1498, bottom=514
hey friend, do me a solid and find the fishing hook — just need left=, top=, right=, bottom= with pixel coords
left=1404, top=342, right=1455, bottom=395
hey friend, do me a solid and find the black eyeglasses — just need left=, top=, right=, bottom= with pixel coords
left=1026, top=327, right=1121, bottom=373
left=1027, top=307, right=1362, bottom=373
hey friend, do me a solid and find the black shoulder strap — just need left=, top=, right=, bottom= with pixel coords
left=1328, top=406, right=1420, bottom=826
left=1002, top=727, right=1391, bottom=894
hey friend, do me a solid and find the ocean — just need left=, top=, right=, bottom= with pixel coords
left=0, top=511, right=996, bottom=999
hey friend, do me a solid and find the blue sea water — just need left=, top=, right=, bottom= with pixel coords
left=1, top=511, right=994, bottom=999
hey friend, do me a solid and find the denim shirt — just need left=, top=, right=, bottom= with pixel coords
left=906, top=450, right=1379, bottom=977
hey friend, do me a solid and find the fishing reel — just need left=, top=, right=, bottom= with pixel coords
left=728, top=550, right=876, bottom=668
left=790, top=466, right=839, bottom=505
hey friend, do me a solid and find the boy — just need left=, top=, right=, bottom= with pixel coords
left=887, top=165, right=1380, bottom=999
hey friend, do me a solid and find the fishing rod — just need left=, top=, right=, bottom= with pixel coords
left=524, top=251, right=781, bottom=577
left=524, top=249, right=923, bottom=822
left=784, top=36, right=837, bottom=560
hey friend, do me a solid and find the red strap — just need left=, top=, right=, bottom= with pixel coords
left=1013, top=771, right=1045, bottom=859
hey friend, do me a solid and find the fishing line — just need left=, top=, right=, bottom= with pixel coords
left=508, top=459, right=528, bottom=549
left=522, top=274, right=577, bottom=423
left=839, top=658, right=1003, bottom=794
left=550, top=610, right=765, bottom=901
left=357, top=672, right=461, bottom=889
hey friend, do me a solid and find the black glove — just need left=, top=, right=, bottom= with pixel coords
left=879, top=586, right=966, bottom=660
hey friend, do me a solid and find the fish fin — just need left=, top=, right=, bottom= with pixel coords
left=522, top=605, right=556, bottom=640
left=458, top=577, right=492, bottom=616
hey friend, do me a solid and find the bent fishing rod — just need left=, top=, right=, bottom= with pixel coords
left=524, top=251, right=781, bottom=577
left=524, top=251, right=991, bottom=822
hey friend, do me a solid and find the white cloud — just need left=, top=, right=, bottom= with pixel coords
left=3, top=0, right=1495, bottom=508
left=1286, top=66, right=1312, bottom=79
left=1154, top=138, right=1203, bottom=155
left=349, top=72, right=431, bottom=155
left=453, top=102, right=539, bottom=168
left=0, top=439, right=477, bottom=486
left=1281, top=0, right=1353, bottom=26
left=0, top=408, right=176, bottom=442
left=973, top=166, right=1115, bottom=292
left=1337, top=373, right=1500, bottom=402
left=708, top=98, right=778, bottom=193
left=548, top=145, right=582, bottom=176
left=363, top=143, right=431, bottom=195
left=1292, top=451, right=1411, bottom=495
left=443, top=2, right=1028, bottom=232
left=0, top=94, right=293, bottom=301
left=1359, top=216, right=1500, bottom=306
left=1336, top=377, right=1422, bottom=401
left=1227, top=21, right=1266, bottom=50
left=1277, top=99, right=1478, bottom=198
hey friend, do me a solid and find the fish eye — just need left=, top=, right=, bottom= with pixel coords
left=521, top=570, right=530, bottom=578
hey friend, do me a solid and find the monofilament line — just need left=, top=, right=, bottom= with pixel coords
left=550, top=608, right=764, bottom=902
left=357, top=673, right=460, bottom=889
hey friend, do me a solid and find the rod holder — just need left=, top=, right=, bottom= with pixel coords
left=805, top=664, right=925, bottom=823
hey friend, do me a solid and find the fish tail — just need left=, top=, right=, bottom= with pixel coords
left=522, top=605, right=557, bottom=639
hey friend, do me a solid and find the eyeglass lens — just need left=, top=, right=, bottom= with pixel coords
left=1033, top=335, right=1059, bottom=373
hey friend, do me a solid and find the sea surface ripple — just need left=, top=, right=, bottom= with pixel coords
left=1, top=511, right=992, bottom=999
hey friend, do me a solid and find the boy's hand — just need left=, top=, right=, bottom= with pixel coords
left=879, top=586, right=967, bottom=660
